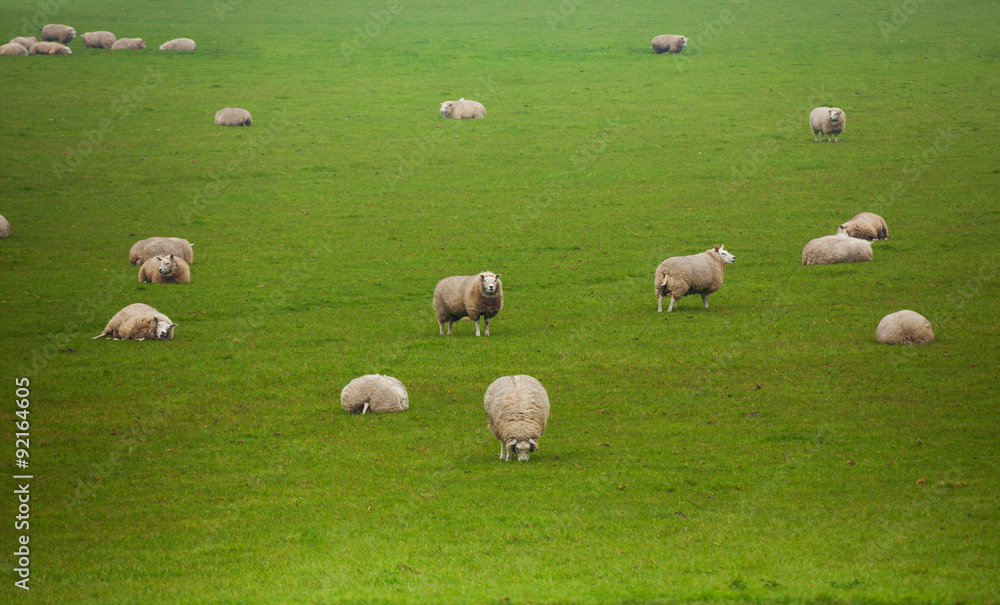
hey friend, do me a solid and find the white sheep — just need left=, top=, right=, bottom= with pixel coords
left=93, top=303, right=177, bottom=341
left=29, top=41, right=72, bottom=55
left=1, top=43, right=28, bottom=56
left=138, top=254, right=191, bottom=284
left=215, top=107, right=252, bottom=126
left=484, top=375, right=550, bottom=462
left=440, top=99, right=485, bottom=119
left=11, top=37, right=37, bottom=50
left=651, top=34, right=687, bottom=54
left=340, top=374, right=409, bottom=414
left=655, top=245, right=736, bottom=312
left=810, top=107, right=846, bottom=142
left=838, top=212, right=888, bottom=240
left=110, top=38, right=145, bottom=50
left=802, top=234, right=872, bottom=265
left=129, top=237, right=194, bottom=266
left=876, top=310, right=934, bottom=345
left=0, top=214, right=9, bottom=238
left=432, top=272, right=503, bottom=336
left=82, top=31, right=116, bottom=49
left=160, top=38, right=196, bottom=51
left=41, top=24, right=76, bottom=44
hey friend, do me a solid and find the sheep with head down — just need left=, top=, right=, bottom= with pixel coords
left=1, top=43, right=28, bottom=56
left=838, top=212, right=888, bottom=241
left=82, top=31, right=116, bottom=49
left=41, top=24, right=76, bottom=43
left=877, top=310, right=934, bottom=345
left=440, top=98, right=485, bottom=119
left=651, top=34, right=687, bottom=54
left=215, top=108, right=252, bottom=126
left=484, top=375, right=550, bottom=462
left=340, top=374, right=409, bottom=414
left=802, top=235, right=872, bottom=265
left=111, top=38, right=145, bottom=50
left=11, top=37, right=37, bottom=50
left=160, top=38, right=196, bottom=51
left=30, top=41, right=72, bottom=55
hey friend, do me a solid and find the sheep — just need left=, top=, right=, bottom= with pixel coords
left=1, top=43, right=28, bottom=56
left=433, top=271, right=503, bottom=336
left=29, top=41, right=72, bottom=55
left=110, top=38, right=145, bottom=50
left=129, top=237, right=194, bottom=266
left=215, top=107, right=252, bottom=126
left=484, top=375, right=550, bottom=462
left=138, top=254, right=191, bottom=284
left=876, top=310, right=934, bottom=345
left=651, top=34, right=687, bottom=54
left=838, top=212, right=889, bottom=241
left=810, top=107, right=846, bottom=142
left=159, top=38, right=196, bottom=51
left=0, top=215, right=9, bottom=238
left=82, top=31, right=116, bottom=49
left=655, top=245, right=736, bottom=313
left=340, top=374, right=409, bottom=414
left=41, top=24, right=76, bottom=44
left=92, top=303, right=177, bottom=341
left=11, top=37, right=37, bottom=50
left=440, top=99, right=485, bottom=119
left=801, top=234, right=872, bottom=265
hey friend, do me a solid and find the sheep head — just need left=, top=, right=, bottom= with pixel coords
left=157, top=254, right=175, bottom=275
left=506, top=437, right=538, bottom=462
left=715, top=245, right=736, bottom=264
left=680, top=36, right=688, bottom=48
left=155, top=318, right=178, bottom=340
left=829, top=109, right=842, bottom=123
left=439, top=101, right=453, bottom=117
left=480, top=272, right=501, bottom=294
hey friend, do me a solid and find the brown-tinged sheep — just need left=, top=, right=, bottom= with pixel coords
left=655, top=245, right=736, bottom=312
left=440, top=99, right=485, bottom=119
left=92, top=303, right=177, bottom=341
left=159, top=38, right=196, bottom=51
left=11, top=37, right=37, bottom=50
left=0, top=214, right=9, bottom=238
left=111, top=38, right=145, bottom=50
left=129, top=237, right=193, bottom=266
left=1, top=43, right=28, bottom=56
left=340, top=374, right=409, bottom=414
left=838, top=212, right=889, bottom=240
left=801, top=235, right=872, bottom=265
left=82, top=31, right=117, bottom=49
left=484, top=375, right=550, bottom=462
left=215, top=107, right=252, bottom=126
left=433, top=272, right=503, bottom=336
left=41, top=24, right=76, bottom=43
left=29, top=41, right=72, bottom=55
left=810, top=107, right=846, bottom=142
left=876, top=310, right=934, bottom=345
left=138, top=254, right=191, bottom=284
left=651, top=34, right=687, bottom=54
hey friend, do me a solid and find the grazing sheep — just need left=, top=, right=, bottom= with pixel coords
left=215, top=107, right=252, bottom=126
left=92, top=303, right=177, bottom=341
left=82, top=31, right=116, bottom=49
left=1, top=43, right=28, bottom=56
left=484, top=375, right=550, bottom=462
left=11, top=37, right=37, bottom=50
left=41, top=24, right=76, bottom=43
left=29, top=41, right=72, bottom=55
left=138, top=254, right=191, bottom=284
left=651, top=34, right=687, bottom=54
left=876, top=310, right=934, bottom=345
left=0, top=215, right=9, bottom=238
left=801, top=235, right=872, bottom=265
left=440, top=98, right=485, bottom=119
left=129, top=237, right=194, bottom=265
left=655, top=245, right=736, bottom=313
left=159, top=38, right=196, bottom=50
left=433, top=272, right=503, bottom=336
left=110, top=38, right=145, bottom=50
left=810, top=107, right=846, bottom=142
left=340, top=374, right=409, bottom=414
left=838, top=212, right=889, bottom=240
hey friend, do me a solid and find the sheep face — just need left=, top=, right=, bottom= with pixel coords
left=680, top=36, right=688, bottom=48
left=715, top=245, right=736, bottom=264
left=156, top=254, right=177, bottom=275
left=837, top=224, right=849, bottom=236
left=155, top=318, right=178, bottom=340
left=507, top=437, right=538, bottom=462
left=829, top=109, right=842, bottom=124
left=480, top=272, right=501, bottom=294
left=439, top=101, right=453, bottom=117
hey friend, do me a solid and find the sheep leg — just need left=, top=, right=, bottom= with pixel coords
left=475, top=319, right=481, bottom=337
left=667, top=296, right=677, bottom=313
left=447, top=321, right=454, bottom=335
left=438, top=321, right=445, bottom=336
left=361, top=401, right=370, bottom=414
left=499, top=441, right=505, bottom=460
left=658, top=295, right=663, bottom=313
left=484, top=317, right=490, bottom=336
left=701, top=293, right=710, bottom=308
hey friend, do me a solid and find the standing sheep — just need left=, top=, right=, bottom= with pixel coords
left=440, top=99, right=485, bottom=119
left=340, top=374, right=409, bottom=414
left=801, top=235, right=872, bottom=265
left=215, top=108, right=252, bottom=126
left=432, top=272, right=503, bottom=336
left=810, top=107, right=846, bottom=142
left=138, top=254, right=191, bottom=284
left=93, top=303, right=177, bottom=341
left=484, top=375, right=550, bottom=462
left=876, top=310, right=934, bottom=345
left=655, top=245, right=736, bottom=312
left=82, top=31, right=117, bottom=49
left=651, top=34, right=687, bottom=54
left=111, top=38, right=145, bottom=50
left=29, top=41, right=72, bottom=55
left=11, top=37, right=37, bottom=50
left=0, top=215, right=9, bottom=238
left=1, top=43, right=28, bottom=56
left=41, top=24, right=76, bottom=43
left=838, top=212, right=889, bottom=240
left=129, top=237, right=194, bottom=265
left=160, top=38, right=196, bottom=50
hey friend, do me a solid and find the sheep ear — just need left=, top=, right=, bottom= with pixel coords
left=156, top=256, right=163, bottom=260
left=714, top=245, right=720, bottom=252
left=169, top=254, right=174, bottom=260
left=506, top=437, right=517, bottom=447
left=169, top=323, right=178, bottom=328
left=529, top=438, right=538, bottom=452
left=495, top=273, right=501, bottom=280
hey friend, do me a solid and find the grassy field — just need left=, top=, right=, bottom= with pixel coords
left=1, top=0, right=998, bottom=603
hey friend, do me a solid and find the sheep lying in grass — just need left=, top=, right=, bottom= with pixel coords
left=30, top=41, right=72, bottom=55
left=215, top=107, right=252, bottom=126
left=651, top=34, right=687, bottom=54
left=484, top=375, right=550, bottom=462
left=11, top=37, right=37, bottom=50
left=810, top=107, right=846, bottom=142
left=93, top=303, right=177, bottom=341
left=160, top=38, right=196, bottom=51
left=341, top=374, right=409, bottom=414
left=82, top=31, right=116, bottom=49
left=111, top=38, right=145, bottom=50
left=138, top=254, right=191, bottom=283
left=433, top=272, right=503, bottom=336
left=440, top=99, right=485, bottom=119
left=655, top=245, right=736, bottom=312
left=41, top=24, right=76, bottom=43
left=130, top=237, right=193, bottom=266
left=0, top=215, right=9, bottom=238
left=802, top=235, right=872, bottom=265
left=1, top=43, right=28, bottom=56
left=838, top=212, right=888, bottom=240
left=877, top=310, right=934, bottom=345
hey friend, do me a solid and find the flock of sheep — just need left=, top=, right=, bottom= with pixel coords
left=0, top=23, right=195, bottom=55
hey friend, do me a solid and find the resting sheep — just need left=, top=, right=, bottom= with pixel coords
left=655, top=245, right=736, bottom=312
left=129, top=237, right=194, bottom=265
left=1, top=43, right=28, bottom=56
left=484, top=375, right=550, bottom=462
left=838, top=212, right=888, bottom=240
left=159, top=38, right=196, bottom=50
left=111, top=38, right=145, bottom=50
left=82, top=31, right=116, bottom=49
left=29, top=41, right=72, bottom=55
left=433, top=272, right=503, bottom=336
left=138, top=254, right=191, bottom=284
left=41, top=24, right=76, bottom=44
left=440, top=99, right=485, bottom=119
left=876, top=310, right=934, bottom=345
left=11, top=37, right=37, bottom=50
left=340, top=374, right=409, bottom=414
left=215, top=107, right=252, bottom=126
left=810, top=107, right=846, bottom=142
left=92, top=303, right=177, bottom=341
left=0, top=215, right=9, bottom=238
left=802, top=235, right=872, bottom=265
left=651, top=34, right=687, bottom=54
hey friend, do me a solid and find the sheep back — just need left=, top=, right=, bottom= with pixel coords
left=29, top=41, right=72, bottom=55
left=484, top=375, right=550, bottom=461
left=160, top=38, right=196, bottom=51
left=41, top=24, right=76, bottom=43
left=440, top=99, right=486, bottom=119
left=651, top=34, right=687, bottom=54
left=138, top=254, right=191, bottom=283
left=94, top=303, right=177, bottom=341
left=876, top=310, right=934, bottom=345
left=82, top=31, right=116, bottom=49
left=129, top=237, right=194, bottom=265
left=0, top=215, right=9, bottom=238
left=802, top=235, right=872, bottom=265
left=340, top=374, right=409, bottom=414
left=215, top=107, right=252, bottom=126
left=838, top=212, right=888, bottom=240
left=11, top=37, right=37, bottom=50
left=1, top=43, right=29, bottom=56
left=111, top=38, right=145, bottom=50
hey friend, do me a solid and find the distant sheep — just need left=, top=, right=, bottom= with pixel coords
left=876, top=310, right=934, bottom=345
left=41, top=24, right=76, bottom=44
left=160, top=38, right=196, bottom=51
left=111, top=38, right=145, bottom=50
left=484, top=375, right=550, bottom=462
left=1, top=43, right=28, bottom=56
left=651, top=34, right=687, bottom=54
left=838, top=212, right=888, bottom=241
left=93, top=303, right=177, bottom=341
left=433, top=272, right=503, bottom=336
left=440, top=99, right=485, bottom=119
left=655, top=245, right=736, bottom=312
left=138, top=254, right=191, bottom=284
left=29, top=41, right=72, bottom=55
left=340, top=374, right=409, bottom=414
left=215, top=107, right=252, bottom=126
left=129, top=237, right=194, bottom=266
left=0, top=215, right=9, bottom=238
left=82, top=31, right=116, bottom=49
left=802, top=235, right=872, bottom=265
left=11, top=37, right=37, bottom=50
left=810, top=107, right=846, bottom=142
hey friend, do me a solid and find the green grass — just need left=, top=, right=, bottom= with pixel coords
left=1, top=0, right=999, bottom=603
